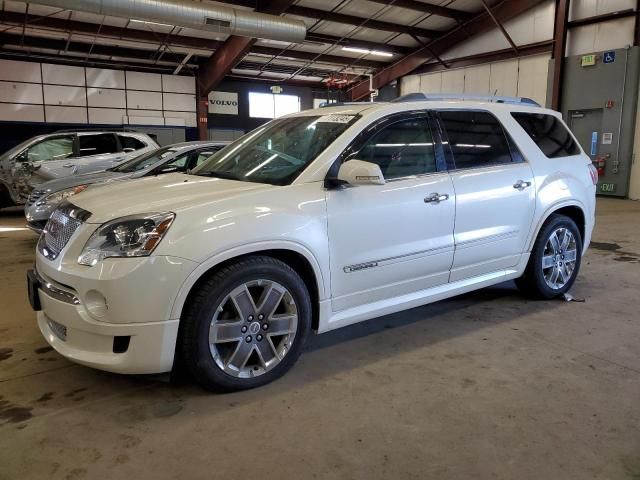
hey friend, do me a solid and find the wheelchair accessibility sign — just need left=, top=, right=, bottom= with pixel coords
left=603, top=51, right=616, bottom=64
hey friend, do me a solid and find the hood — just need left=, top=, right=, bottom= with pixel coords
left=37, top=170, right=132, bottom=195
left=71, top=173, right=274, bottom=224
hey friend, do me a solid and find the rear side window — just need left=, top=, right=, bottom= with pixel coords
left=438, top=110, right=514, bottom=169
left=78, top=134, right=118, bottom=156
left=511, top=113, right=580, bottom=158
left=118, top=135, right=146, bottom=151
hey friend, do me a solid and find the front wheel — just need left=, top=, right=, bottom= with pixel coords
left=516, top=214, right=583, bottom=299
left=180, top=256, right=312, bottom=392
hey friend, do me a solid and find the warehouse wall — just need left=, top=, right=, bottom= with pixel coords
left=0, top=59, right=197, bottom=128
left=400, top=54, right=550, bottom=106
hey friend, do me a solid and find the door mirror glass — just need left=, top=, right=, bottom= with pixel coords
left=337, top=159, right=385, bottom=186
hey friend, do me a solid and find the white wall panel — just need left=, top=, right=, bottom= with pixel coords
left=570, top=0, right=635, bottom=21
left=0, top=103, right=44, bottom=122
left=0, top=59, right=41, bottom=83
left=126, top=90, right=163, bottom=110
left=443, top=30, right=508, bottom=61
left=489, top=60, right=519, bottom=96
left=567, top=18, right=635, bottom=56
left=43, top=85, right=87, bottom=107
left=127, top=109, right=164, bottom=118
left=45, top=106, right=88, bottom=123
left=164, top=116, right=186, bottom=126
left=464, top=64, right=491, bottom=95
left=441, top=69, right=465, bottom=93
left=400, top=75, right=420, bottom=95
left=164, top=111, right=197, bottom=127
left=42, top=64, right=85, bottom=86
left=126, top=71, right=162, bottom=91
left=504, top=1, right=555, bottom=47
left=88, top=108, right=127, bottom=125
left=128, top=115, right=165, bottom=126
left=420, top=73, right=442, bottom=94
left=517, top=54, right=550, bottom=107
left=85, top=68, right=126, bottom=89
left=162, top=74, right=195, bottom=94
left=87, top=88, right=126, bottom=108
left=162, top=93, right=196, bottom=112
left=0, top=81, right=43, bottom=104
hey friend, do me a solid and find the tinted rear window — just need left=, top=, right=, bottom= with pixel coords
left=438, top=110, right=514, bottom=169
left=511, top=113, right=580, bottom=158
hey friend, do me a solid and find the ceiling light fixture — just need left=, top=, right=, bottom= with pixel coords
left=342, top=46, right=393, bottom=57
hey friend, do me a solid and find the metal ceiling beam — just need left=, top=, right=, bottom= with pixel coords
left=366, top=0, right=471, bottom=21
left=0, top=11, right=385, bottom=68
left=551, top=0, right=570, bottom=110
left=287, top=5, right=440, bottom=39
left=480, top=0, right=518, bottom=53
left=348, top=0, right=548, bottom=100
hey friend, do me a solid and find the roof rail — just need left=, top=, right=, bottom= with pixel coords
left=54, top=128, right=142, bottom=134
left=391, top=92, right=541, bottom=107
left=318, top=101, right=368, bottom=108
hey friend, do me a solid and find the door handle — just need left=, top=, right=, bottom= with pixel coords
left=513, top=180, right=532, bottom=191
left=63, top=163, right=75, bottom=168
left=424, top=193, right=449, bottom=204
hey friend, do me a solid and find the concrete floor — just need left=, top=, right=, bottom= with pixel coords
left=0, top=198, right=639, bottom=480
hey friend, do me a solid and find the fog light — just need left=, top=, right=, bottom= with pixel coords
left=85, top=290, right=108, bottom=318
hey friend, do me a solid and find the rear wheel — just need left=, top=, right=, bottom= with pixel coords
left=180, top=256, right=312, bottom=392
left=516, top=214, right=582, bottom=299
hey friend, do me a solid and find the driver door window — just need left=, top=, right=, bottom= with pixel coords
left=26, top=136, right=74, bottom=162
left=353, top=117, right=436, bottom=180
left=165, top=151, right=191, bottom=171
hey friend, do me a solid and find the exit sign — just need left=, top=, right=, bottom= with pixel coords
left=581, top=54, right=596, bottom=67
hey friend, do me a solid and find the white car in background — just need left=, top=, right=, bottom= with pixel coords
left=28, top=95, right=596, bottom=392
left=0, top=130, right=157, bottom=207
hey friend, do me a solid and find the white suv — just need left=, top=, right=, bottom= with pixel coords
left=28, top=95, right=597, bottom=391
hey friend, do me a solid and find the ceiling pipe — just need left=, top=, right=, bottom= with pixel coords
left=28, top=0, right=307, bottom=43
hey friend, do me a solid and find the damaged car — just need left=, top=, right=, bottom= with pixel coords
left=0, top=130, right=157, bottom=208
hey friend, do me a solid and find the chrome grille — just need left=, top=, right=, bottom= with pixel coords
left=27, top=189, right=45, bottom=206
left=38, top=203, right=91, bottom=261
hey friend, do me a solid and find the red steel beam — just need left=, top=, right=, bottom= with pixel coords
left=551, top=0, right=570, bottom=110
left=349, top=0, right=549, bottom=100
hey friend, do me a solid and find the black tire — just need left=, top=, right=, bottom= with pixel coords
left=180, top=255, right=312, bottom=392
left=516, top=214, right=582, bottom=299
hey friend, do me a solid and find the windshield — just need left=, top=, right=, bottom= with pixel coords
left=1, top=136, right=46, bottom=159
left=192, top=114, right=359, bottom=185
left=112, top=146, right=179, bottom=173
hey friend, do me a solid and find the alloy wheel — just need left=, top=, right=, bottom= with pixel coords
left=208, top=279, right=298, bottom=378
left=541, top=227, right=578, bottom=290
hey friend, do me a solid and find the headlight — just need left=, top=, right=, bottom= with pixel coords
left=37, top=185, right=88, bottom=206
left=78, top=212, right=175, bottom=266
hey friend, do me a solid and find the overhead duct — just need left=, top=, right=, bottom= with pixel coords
left=29, top=0, right=307, bottom=43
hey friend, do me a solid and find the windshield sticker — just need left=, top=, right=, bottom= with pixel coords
left=317, top=114, right=355, bottom=124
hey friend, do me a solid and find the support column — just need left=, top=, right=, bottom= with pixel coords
left=551, top=0, right=570, bottom=111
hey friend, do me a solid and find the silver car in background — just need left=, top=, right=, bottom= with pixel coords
left=0, top=130, right=158, bottom=208
left=25, top=141, right=228, bottom=233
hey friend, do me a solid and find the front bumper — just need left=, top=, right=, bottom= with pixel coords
left=34, top=250, right=198, bottom=374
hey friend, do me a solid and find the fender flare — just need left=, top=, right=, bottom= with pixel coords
left=526, top=199, right=587, bottom=252
left=169, top=240, right=327, bottom=320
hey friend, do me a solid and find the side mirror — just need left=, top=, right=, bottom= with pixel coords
left=337, top=160, right=385, bottom=186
